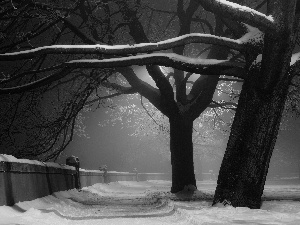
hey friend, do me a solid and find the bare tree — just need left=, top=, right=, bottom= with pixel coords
left=0, top=0, right=239, bottom=192
left=2, top=1, right=300, bottom=208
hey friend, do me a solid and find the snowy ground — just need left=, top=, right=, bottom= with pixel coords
left=2, top=180, right=300, bottom=225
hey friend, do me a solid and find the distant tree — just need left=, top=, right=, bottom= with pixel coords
left=101, top=93, right=229, bottom=163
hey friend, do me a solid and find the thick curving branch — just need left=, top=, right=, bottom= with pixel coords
left=0, top=33, right=245, bottom=61
left=187, top=75, right=221, bottom=120
left=64, top=53, right=245, bottom=75
left=117, top=67, right=171, bottom=116
left=0, top=53, right=246, bottom=95
left=197, top=0, right=275, bottom=32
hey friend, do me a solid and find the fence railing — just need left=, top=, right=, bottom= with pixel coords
left=3, top=154, right=297, bottom=206
left=0, top=154, right=171, bottom=206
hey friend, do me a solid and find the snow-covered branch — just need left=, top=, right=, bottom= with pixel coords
left=198, top=0, right=275, bottom=32
left=290, top=53, right=300, bottom=78
left=117, top=67, right=169, bottom=117
left=0, top=33, right=245, bottom=61
left=209, top=100, right=237, bottom=110
left=219, top=77, right=244, bottom=82
left=0, top=53, right=246, bottom=95
left=66, top=53, right=245, bottom=77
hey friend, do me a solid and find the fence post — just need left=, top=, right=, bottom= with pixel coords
left=99, top=165, right=108, bottom=183
left=209, top=170, right=214, bottom=180
left=133, top=168, right=138, bottom=182
left=66, top=156, right=81, bottom=190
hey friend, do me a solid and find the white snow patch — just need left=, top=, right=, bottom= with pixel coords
left=0, top=154, right=44, bottom=166
left=290, top=52, right=300, bottom=66
left=217, top=0, right=274, bottom=23
left=2, top=180, right=300, bottom=224
left=251, top=52, right=300, bottom=67
left=252, top=54, right=262, bottom=65
left=238, top=24, right=264, bottom=47
left=0, top=154, right=77, bottom=170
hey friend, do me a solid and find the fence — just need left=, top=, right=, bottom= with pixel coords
left=0, top=154, right=171, bottom=206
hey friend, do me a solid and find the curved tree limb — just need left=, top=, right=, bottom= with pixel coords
left=197, top=0, right=275, bottom=32
left=0, top=53, right=246, bottom=95
left=188, top=75, right=221, bottom=120
left=64, top=53, right=245, bottom=77
left=116, top=67, right=171, bottom=116
left=0, top=33, right=245, bottom=61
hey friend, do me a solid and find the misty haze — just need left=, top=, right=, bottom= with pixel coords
left=1, top=0, right=300, bottom=224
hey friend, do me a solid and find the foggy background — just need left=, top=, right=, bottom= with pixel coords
left=56, top=91, right=300, bottom=180
left=56, top=66, right=300, bottom=179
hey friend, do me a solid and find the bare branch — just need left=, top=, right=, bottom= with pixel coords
left=101, top=81, right=134, bottom=93
left=116, top=67, right=169, bottom=116
left=0, top=68, right=72, bottom=94
left=209, top=100, right=237, bottom=110
left=64, top=53, right=245, bottom=75
left=140, top=95, right=160, bottom=127
left=219, top=77, right=244, bottom=82
left=85, top=90, right=135, bottom=106
left=188, top=75, right=220, bottom=120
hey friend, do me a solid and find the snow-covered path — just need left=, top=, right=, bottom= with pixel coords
left=2, top=180, right=300, bottom=225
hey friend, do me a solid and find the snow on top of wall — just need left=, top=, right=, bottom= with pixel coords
left=0, top=154, right=139, bottom=174
left=0, top=154, right=76, bottom=170
left=0, top=154, right=136, bottom=173
left=108, top=171, right=131, bottom=174
left=0, top=154, right=44, bottom=166
left=45, top=162, right=75, bottom=170
left=79, top=168, right=102, bottom=173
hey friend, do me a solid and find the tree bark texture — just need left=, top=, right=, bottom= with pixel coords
left=212, top=33, right=295, bottom=206
left=169, top=117, right=196, bottom=193
left=213, top=74, right=290, bottom=208
left=213, top=0, right=300, bottom=208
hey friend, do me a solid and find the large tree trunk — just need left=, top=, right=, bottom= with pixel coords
left=213, top=69, right=291, bottom=209
left=213, top=0, right=300, bottom=208
left=170, top=117, right=196, bottom=193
